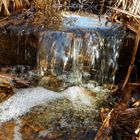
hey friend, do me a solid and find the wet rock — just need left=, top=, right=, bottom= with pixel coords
left=0, top=66, right=37, bottom=89
left=38, top=130, right=48, bottom=138
left=0, top=29, right=38, bottom=66
left=39, top=75, right=66, bottom=91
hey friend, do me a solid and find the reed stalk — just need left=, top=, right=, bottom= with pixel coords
left=14, top=0, right=23, bottom=10
left=1, top=0, right=10, bottom=15
left=114, top=0, right=140, bottom=16
left=0, top=0, right=140, bottom=17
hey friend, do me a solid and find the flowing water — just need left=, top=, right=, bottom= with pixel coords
left=38, top=12, right=125, bottom=90
left=0, top=10, right=125, bottom=139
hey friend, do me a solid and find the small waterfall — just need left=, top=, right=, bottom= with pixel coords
left=38, top=27, right=125, bottom=90
left=0, top=10, right=125, bottom=90
left=0, top=11, right=128, bottom=139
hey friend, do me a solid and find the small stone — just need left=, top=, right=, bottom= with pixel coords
left=38, top=130, right=48, bottom=138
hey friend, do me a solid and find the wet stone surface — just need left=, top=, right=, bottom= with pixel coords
left=24, top=98, right=99, bottom=140
left=0, top=65, right=38, bottom=87
left=0, top=84, right=116, bottom=140
left=0, top=97, right=109, bottom=140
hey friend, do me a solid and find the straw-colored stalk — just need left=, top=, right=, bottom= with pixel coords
left=1, top=0, right=10, bottom=15
left=14, top=0, right=23, bottom=10
left=33, top=0, right=53, bottom=10
left=114, top=0, right=140, bottom=16
left=0, top=0, right=32, bottom=15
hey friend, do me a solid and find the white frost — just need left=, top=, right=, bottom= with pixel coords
left=0, top=86, right=96, bottom=124
left=0, top=87, right=63, bottom=123
left=64, top=87, right=94, bottom=106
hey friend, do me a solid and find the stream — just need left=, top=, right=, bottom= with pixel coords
left=0, top=10, right=125, bottom=139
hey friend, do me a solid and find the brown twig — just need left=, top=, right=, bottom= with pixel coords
left=22, top=119, right=45, bottom=132
left=122, top=22, right=140, bottom=90
left=1, top=0, right=10, bottom=16
left=100, top=0, right=105, bottom=16
left=129, top=83, right=140, bottom=87
left=94, top=86, right=132, bottom=140
left=108, top=6, right=140, bottom=19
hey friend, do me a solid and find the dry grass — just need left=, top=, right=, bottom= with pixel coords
left=0, top=0, right=57, bottom=16
left=33, top=0, right=52, bottom=11
left=30, top=0, right=62, bottom=28
left=114, top=0, right=140, bottom=16
left=1, top=0, right=139, bottom=15
left=0, top=0, right=29, bottom=15
left=0, top=0, right=140, bottom=20
left=0, top=0, right=10, bottom=15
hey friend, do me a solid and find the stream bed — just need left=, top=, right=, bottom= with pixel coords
left=0, top=84, right=115, bottom=140
left=0, top=64, right=117, bottom=140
